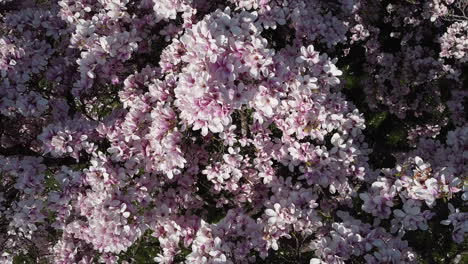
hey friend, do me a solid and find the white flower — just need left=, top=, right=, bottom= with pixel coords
left=414, top=156, right=429, bottom=171
left=296, top=45, right=320, bottom=64
left=297, top=75, right=318, bottom=90
left=323, top=63, right=342, bottom=85
left=265, top=203, right=282, bottom=224
left=310, top=258, right=325, bottom=264
left=393, top=199, right=428, bottom=231
left=255, top=94, right=278, bottom=117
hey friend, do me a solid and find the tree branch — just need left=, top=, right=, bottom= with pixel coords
left=0, top=145, right=88, bottom=166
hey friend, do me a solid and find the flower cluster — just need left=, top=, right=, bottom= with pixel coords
left=440, top=21, right=468, bottom=63
left=309, top=211, right=417, bottom=263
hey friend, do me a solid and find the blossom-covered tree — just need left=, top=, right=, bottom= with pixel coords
left=0, top=0, right=466, bottom=263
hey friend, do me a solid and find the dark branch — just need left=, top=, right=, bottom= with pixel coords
left=0, top=145, right=88, bottom=166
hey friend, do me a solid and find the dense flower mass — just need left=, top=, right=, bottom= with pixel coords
left=0, top=0, right=466, bottom=263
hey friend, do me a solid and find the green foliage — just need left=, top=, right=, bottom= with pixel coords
left=386, top=126, right=408, bottom=148
left=13, top=253, right=37, bottom=264
left=174, top=247, right=192, bottom=263
left=367, top=111, right=389, bottom=130
left=44, top=169, right=59, bottom=192
left=118, top=231, right=161, bottom=264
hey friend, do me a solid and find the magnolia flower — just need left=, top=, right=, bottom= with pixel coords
left=411, top=178, right=439, bottom=207
left=255, top=94, right=278, bottom=117
left=414, top=156, right=430, bottom=172
left=323, top=62, right=342, bottom=85
left=440, top=203, right=468, bottom=243
left=393, top=199, right=430, bottom=231
left=296, top=45, right=320, bottom=64
left=265, top=203, right=283, bottom=225
left=310, top=258, right=326, bottom=264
